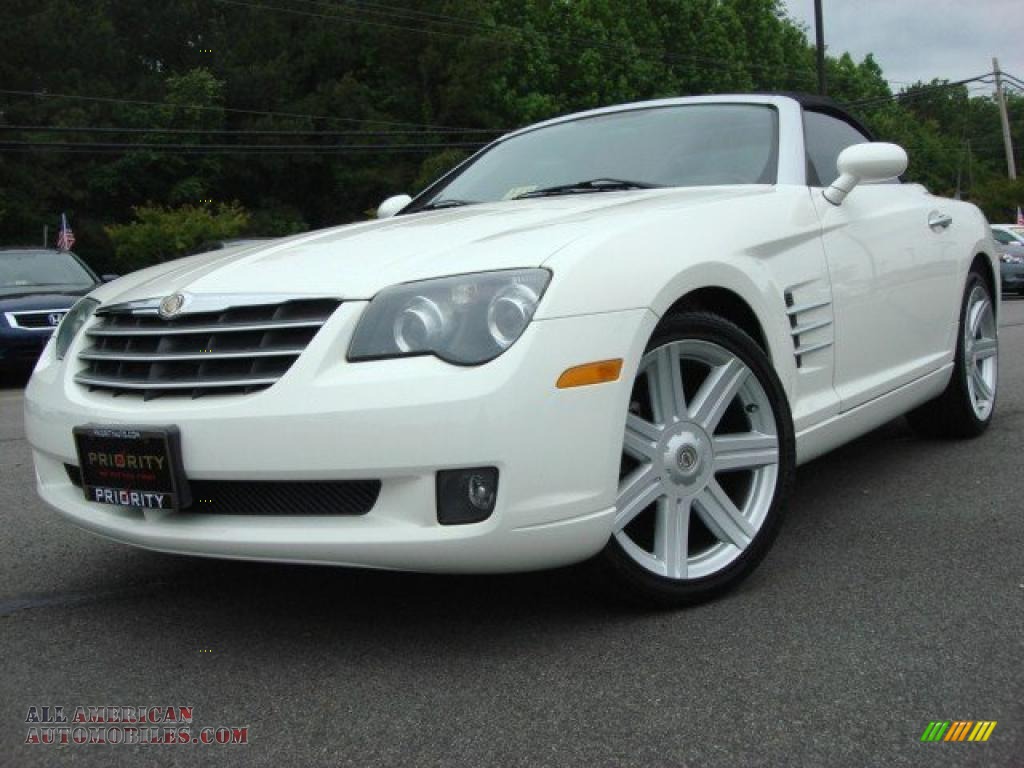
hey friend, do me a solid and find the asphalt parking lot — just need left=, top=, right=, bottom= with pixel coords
left=2, top=299, right=1022, bottom=767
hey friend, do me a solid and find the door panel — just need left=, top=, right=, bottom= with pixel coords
left=813, top=184, right=959, bottom=411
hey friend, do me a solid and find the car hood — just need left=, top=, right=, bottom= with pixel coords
left=0, top=289, right=94, bottom=310
left=93, top=186, right=772, bottom=304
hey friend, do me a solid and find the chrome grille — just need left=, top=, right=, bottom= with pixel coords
left=76, top=296, right=341, bottom=399
left=6, top=309, right=66, bottom=329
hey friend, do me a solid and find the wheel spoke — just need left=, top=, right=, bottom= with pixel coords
left=963, top=286, right=996, bottom=421
left=688, top=357, right=748, bottom=431
left=693, top=480, right=755, bottom=549
left=713, top=432, right=779, bottom=473
left=969, top=298, right=989, bottom=337
left=973, top=337, right=997, bottom=361
left=654, top=495, right=690, bottom=579
left=971, top=366, right=993, bottom=401
left=614, top=464, right=662, bottom=530
left=647, top=345, right=687, bottom=425
left=623, top=413, right=661, bottom=461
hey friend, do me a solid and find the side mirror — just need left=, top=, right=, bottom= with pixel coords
left=823, top=142, right=908, bottom=206
left=377, top=194, right=412, bottom=219
left=101, top=274, right=120, bottom=282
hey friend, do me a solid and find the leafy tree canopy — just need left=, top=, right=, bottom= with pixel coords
left=0, top=0, right=1020, bottom=272
left=105, top=202, right=248, bottom=271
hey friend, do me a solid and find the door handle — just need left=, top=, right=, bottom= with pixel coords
left=928, top=211, right=952, bottom=231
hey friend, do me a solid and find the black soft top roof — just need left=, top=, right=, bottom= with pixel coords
left=761, top=91, right=875, bottom=140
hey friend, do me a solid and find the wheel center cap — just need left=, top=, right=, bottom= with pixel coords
left=677, top=446, right=698, bottom=471
left=661, top=423, right=713, bottom=488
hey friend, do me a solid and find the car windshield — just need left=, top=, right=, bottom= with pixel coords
left=415, top=104, right=778, bottom=210
left=0, top=250, right=96, bottom=296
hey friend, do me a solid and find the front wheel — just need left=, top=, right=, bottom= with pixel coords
left=599, top=312, right=795, bottom=607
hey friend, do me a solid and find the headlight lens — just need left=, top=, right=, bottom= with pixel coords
left=55, top=297, right=99, bottom=360
left=348, top=269, right=551, bottom=365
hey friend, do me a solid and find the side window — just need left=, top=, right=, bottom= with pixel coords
left=803, top=110, right=871, bottom=186
left=991, top=229, right=1013, bottom=244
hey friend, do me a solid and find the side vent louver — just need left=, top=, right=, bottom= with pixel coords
left=784, top=287, right=833, bottom=368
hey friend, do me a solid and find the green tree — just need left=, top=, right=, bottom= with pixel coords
left=3, top=0, right=1020, bottom=274
left=105, top=202, right=249, bottom=271
left=971, top=177, right=1024, bottom=223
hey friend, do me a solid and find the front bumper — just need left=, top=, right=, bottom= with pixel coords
left=0, top=327, right=51, bottom=369
left=25, top=302, right=656, bottom=573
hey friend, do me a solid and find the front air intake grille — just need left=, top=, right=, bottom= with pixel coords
left=188, top=479, right=381, bottom=516
left=7, top=309, right=66, bottom=329
left=75, top=297, right=340, bottom=399
left=64, top=464, right=380, bottom=516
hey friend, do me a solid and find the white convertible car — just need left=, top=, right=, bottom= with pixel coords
left=25, top=94, right=999, bottom=605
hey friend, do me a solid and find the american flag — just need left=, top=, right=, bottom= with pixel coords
left=56, top=213, right=75, bottom=251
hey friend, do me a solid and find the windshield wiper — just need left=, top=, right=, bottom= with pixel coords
left=419, top=198, right=476, bottom=211
left=514, top=178, right=662, bottom=199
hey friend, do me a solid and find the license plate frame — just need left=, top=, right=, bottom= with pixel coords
left=73, top=425, right=191, bottom=511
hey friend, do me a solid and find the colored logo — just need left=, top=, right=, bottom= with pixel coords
left=158, top=293, right=186, bottom=319
left=920, top=721, right=997, bottom=742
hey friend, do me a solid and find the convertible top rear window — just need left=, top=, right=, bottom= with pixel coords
left=415, top=104, right=779, bottom=209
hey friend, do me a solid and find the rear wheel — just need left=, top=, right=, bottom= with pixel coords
left=906, top=271, right=997, bottom=438
left=599, top=312, right=795, bottom=607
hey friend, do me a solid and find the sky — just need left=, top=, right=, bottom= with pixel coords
left=782, top=0, right=1024, bottom=94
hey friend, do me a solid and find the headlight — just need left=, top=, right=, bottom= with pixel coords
left=55, top=297, right=99, bottom=360
left=348, top=269, right=551, bottom=365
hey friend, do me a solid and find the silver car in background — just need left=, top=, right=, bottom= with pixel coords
left=992, top=225, right=1024, bottom=295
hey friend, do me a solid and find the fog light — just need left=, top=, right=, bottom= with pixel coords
left=436, top=467, right=499, bottom=525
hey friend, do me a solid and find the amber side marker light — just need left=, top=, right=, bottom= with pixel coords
left=557, top=359, right=624, bottom=388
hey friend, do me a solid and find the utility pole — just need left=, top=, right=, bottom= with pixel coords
left=814, top=0, right=826, bottom=96
left=993, top=57, right=1017, bottom=179
left=955, top=146, right=962, bottom=199
left=967, top=139, right=973, bottom=192
left=43, top=225, right=48, bottom=248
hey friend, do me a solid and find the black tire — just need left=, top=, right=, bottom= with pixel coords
left=906, top=271, right=997, bottom=439
left=597, top=312, right=796, bottom=608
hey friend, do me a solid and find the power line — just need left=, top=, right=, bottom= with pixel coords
left=843, top=75, right=994, bottom=108
left=1000, top=72, right=1024, bottom=91
left=0, top=88, right=484, bottom=131
left=0, top=140, right=486, bottom=154
left=213, top=0, right=491, bottom=41
left=0, top=148, right=467, bottom=156
left=319, top=0, right=825, bottom=83
left=0, top=123, right=504, bottom=136
left=214, top=0, right=823, bottom=85
left=287, top=0, right=502, bottom=35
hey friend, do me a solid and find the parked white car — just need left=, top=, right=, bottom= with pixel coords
left=25, top=94, right=998, bottom=605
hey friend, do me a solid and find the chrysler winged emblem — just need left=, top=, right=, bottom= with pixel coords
left=158, top=292, right=186, bottom=319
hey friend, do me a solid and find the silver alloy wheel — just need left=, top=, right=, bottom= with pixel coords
left=964, top=284, right=998, bottom=421
left=614, top=340, right=779, bottom=580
